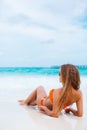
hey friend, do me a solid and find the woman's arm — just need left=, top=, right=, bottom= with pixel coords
left=39, top=105, right=59, bottom=118
left=74, top=91, right=83, bottom=117
left=65, top=91, right=83, bottom=117
left=39, top=106, right=55, bottom=116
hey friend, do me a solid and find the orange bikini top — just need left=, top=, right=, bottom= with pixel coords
left=49, top=89, right=55, bottom=103
left=49, top=89, right=69, bottom=109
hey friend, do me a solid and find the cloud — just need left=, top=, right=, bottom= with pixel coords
left=0, top=0, right=87, bottom=66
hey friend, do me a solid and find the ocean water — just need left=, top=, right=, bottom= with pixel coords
left=0, top=66, right=87, bottom=76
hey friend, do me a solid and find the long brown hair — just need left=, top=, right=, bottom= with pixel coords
left=57, top=64, right=80, bottom=112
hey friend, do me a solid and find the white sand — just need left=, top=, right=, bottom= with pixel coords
left=0, top=75, right=87, bottom=130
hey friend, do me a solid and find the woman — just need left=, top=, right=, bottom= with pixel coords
left=18, top=64, right=83, bottom=118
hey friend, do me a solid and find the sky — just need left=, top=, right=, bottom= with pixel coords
left=0, top=0, right=87, bottom=67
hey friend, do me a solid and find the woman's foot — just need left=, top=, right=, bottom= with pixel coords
left=18, top=100, right=28, bottom=105
left=30, top=100, right=37, bottom=106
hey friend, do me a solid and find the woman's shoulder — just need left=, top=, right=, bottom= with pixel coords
left=72, top=88, right=83, bottom=101
left=75, top=88, right=83, bottom=96
left=77, top=89, right=83, bottom=98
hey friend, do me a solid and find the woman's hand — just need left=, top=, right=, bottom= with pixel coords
left=39, top=106, right=47, bottom=113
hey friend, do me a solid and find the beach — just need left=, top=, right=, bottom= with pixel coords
left=0, top=74, right=87, bottom=130
left=1, top=0, right=87, bottom=129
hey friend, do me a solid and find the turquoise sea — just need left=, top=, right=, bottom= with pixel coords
left=0, top=66, right=87, bottom=76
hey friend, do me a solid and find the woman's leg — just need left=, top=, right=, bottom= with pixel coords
left=36, top=86, right=47, bottom=105
left=18, top=86, right=47, bottom=106
left=18, top=88, right=37, bottom=105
